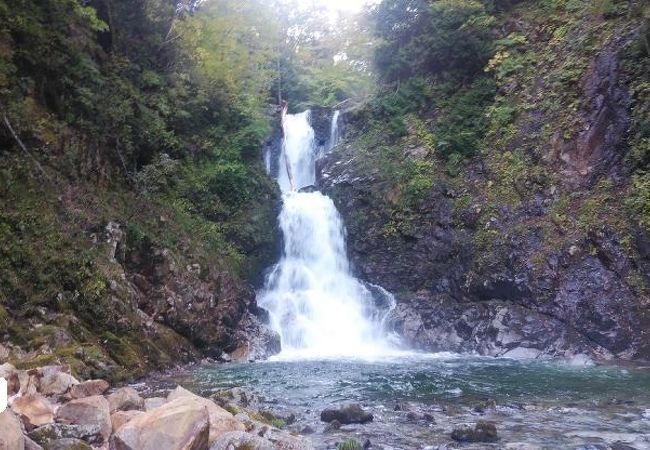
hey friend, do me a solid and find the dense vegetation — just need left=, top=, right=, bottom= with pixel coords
left=0, top=0, right=372, bottom=378
left=336, top=0, right=650, bottom=305
left=1, top=0, right=649, bottom=375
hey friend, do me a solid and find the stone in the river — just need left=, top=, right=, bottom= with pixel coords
left=324, top=420, right=342, bottom=433
left=111, top=410, right=145, bottom=433
left=451, top=421, right=498, bottom=443
left=55, top=395, right=111, bottom=441
left=109, top=397, right=209, bottom=450
left=69, top=380, right=109, bottom=399
left=42, top=438, right=92, bottom=450
left=473, top=398, right=497, bottom=413
left=320, top=404, right=373, bottom=424
left=167, top=386, right=245, bottom=443
left=0, top=410, right=25, bottom=450
left=107, top=387, right=144, bottom=413
left=11, top=393, right=55, bottom=430
left=28, top=423, right=103, bottom=446
left=300, top=425, right=315, bottom=435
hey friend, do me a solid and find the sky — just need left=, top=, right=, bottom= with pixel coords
left=322, top=0, right=371, bottom=12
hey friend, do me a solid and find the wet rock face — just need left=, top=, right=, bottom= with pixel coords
left=126, top=243, right=280, bottom=360
left=556, top=44, right=631, bottom=184
left=318, top=110, right=650, bottom=361
left=309, top=106, right=336, bottom=149
left=319, top=156, right=472, bottom=296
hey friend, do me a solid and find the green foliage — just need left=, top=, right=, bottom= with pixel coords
left=432, top=77, right=496, bottom=159
left=373, top=0, right=496, bottom=82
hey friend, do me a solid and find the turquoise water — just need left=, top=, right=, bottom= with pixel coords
left=151, top=355, right=650, bottom=449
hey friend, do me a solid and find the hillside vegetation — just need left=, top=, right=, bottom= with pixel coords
left=322, top=0, right=650, bottom=359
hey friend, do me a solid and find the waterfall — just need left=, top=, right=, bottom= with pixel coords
left=259, top=110, right=398, bottom=359
left=328, top=110, right=340, bottom=152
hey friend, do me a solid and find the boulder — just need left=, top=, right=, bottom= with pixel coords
left=42, top=438, right=92, bottom=450
left=55, top=395, right=111, bottom=441
left=69, top=380, right=110, bottom=399
left=320, top=404, right=373, bottom=424
left=109, top=397, right=210, bottom=450
left=24, top=435, right=44, bottom=450
left=111, top=410, right=145, bottom=433
left=18, top=369, right=42, bottom=395
left=10, top=393, right=55, bottom=430
left=107, top=387, right=144, bottom=413
left=451, top=421, right=498, bottom=443
left=28, top=423, right=104, bottom=446
left=167, top=386, right=245, bottom=443
left=144, top=397, right=166, bottom=411
left=0, top=342, right=9, bottom=360
left=40, top=366, right=78, bottom=396
left=0, top=363, right=19, bottom=395
left=0, top=409, right=25, bottom=450
left=208, top=431, right=272, bottom=450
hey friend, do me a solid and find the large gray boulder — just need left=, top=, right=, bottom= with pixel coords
left=110, top=410, right=145, bottom=433
left=109, top=397, right=210, bottom=450
left=320, top=404, right=373, bottom=424
left=0, top=410, right=25, bottom=450
left=40, top=366, right=78, bottom=396
left=28, top=423, right=104, bottom=446
left=55, top=395, right=111, bottom=441
left=107, top=387, right=144, bottom=413
left=167, top=386, right=245, bottom=444
left=11, top=393, right=55, bottom=430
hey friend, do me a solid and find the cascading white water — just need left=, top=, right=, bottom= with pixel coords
left=259, top=110, right=398, bottom=359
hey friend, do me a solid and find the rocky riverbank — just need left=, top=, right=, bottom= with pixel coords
left=0, top=362, right=313, bottom=450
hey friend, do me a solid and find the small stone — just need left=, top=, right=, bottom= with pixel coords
left=324, top=419, right=341, bottom=433
left=451, top=421, right=498, bottom=443
left=300, top=425, right=315, bottom=435
left=208, top=431, right=272, bottom=450
left=0, top=363, right=19, bottom=395
left=0, top=343, right=9, bottom=360
left=473, top=398, right=497, bottom=413
left=569, top=245, right=579, bottom=256
left=69, top=380, right=110, bottom=399
left=107, top=387, right=144, bottom=413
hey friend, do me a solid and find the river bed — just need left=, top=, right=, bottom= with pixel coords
left=141, top=354, right=650, bottom=449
